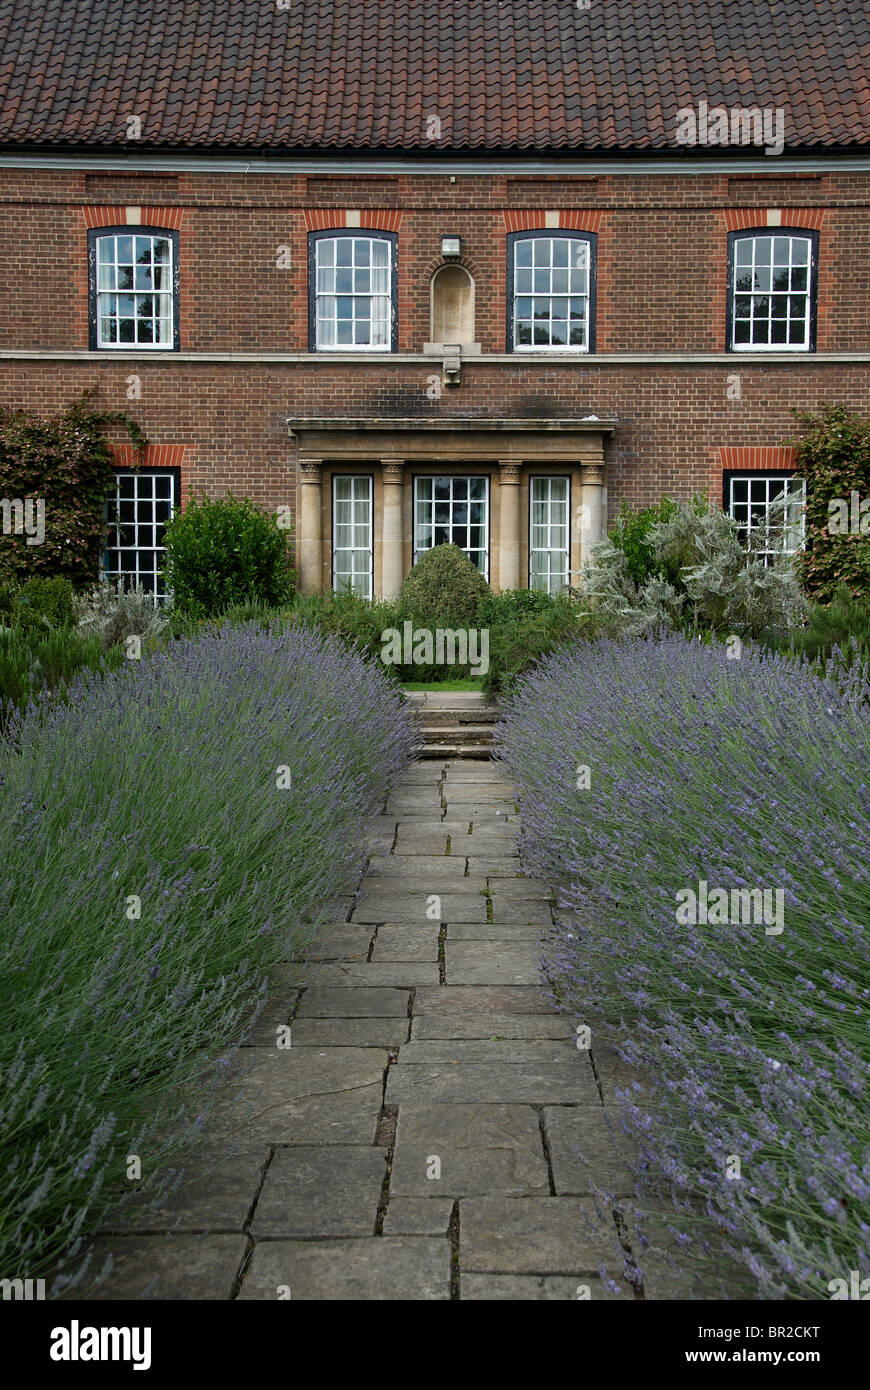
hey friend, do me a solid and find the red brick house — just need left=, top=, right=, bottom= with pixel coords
left=0, top=0, right=868, bottom=598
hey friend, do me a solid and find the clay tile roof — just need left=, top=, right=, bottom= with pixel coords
left=0, top=0, right=867, bottom=153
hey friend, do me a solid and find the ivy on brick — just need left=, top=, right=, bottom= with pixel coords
left=788, top=404, right=870, bottom=604
left=0, top=388, right=147, bottom=590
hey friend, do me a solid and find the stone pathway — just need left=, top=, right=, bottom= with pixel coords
left=83, top=756, right=662, bottom=1301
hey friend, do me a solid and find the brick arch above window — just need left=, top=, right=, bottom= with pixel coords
left=722, top=208, right=827, bottom=232
left=80, top=205, right=188, bottom=230
left=304, top=209, right=404, bottom=232
left=502, top=209, right=603, bottom=234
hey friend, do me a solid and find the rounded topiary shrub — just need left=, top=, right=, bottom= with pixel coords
left=163, top=493, right=295, bottom=617
left=401, top=543, right=490, bottom=627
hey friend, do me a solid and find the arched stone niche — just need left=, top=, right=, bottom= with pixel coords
left=429, top=264, right=476, bottom=346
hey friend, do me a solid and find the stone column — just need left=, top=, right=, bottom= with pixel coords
left=498, top=460, right=522, bottom=591
left=579, top=461, right=606, bottom=573
left=381, top=457, right=405, bottom=601
left=298, top=458, right=323, bottom=595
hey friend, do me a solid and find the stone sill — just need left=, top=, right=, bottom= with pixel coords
left=2, top=350, right=870, bottom=366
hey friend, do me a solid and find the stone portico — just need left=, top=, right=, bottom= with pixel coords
left=287, top=418, right=617, bottom=598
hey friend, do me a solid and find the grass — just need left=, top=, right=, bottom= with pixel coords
left=402, top=677, right=484, bottom=691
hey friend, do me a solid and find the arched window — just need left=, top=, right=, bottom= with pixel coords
left=727, top=230, right=818, bottom=351
left=507, top=231, right=596, bottom=352
left=430, top=263, right=475, bottom=344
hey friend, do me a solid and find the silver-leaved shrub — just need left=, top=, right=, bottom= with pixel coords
left=582, top=497, right=807, bottom=641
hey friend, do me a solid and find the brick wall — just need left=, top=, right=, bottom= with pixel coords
left=0, top=163, right=868, bottom=528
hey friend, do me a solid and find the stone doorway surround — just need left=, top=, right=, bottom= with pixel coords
left=285, top=418, right=617, bottom=598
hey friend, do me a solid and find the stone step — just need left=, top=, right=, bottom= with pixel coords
left=419, top=742, right=492, bottom=760
left=418, top=723, right=495, bottom=738
left=417, top=709, right=499, bottom=728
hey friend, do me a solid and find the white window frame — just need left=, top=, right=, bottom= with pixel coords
left=332, top=475, right=373, bottom=597
left=730, top=232, right=814, bottom=353
left=726, top=473, right=806, bottom=563
left=530, top=476, right=570, bottom=593
left=104, top=469, right=178, bottom=603
left=314, top=235, right=393, bottom=352
left=510, top=234, right=592, bottom=353
left=414, top=475, right=489, bottom=578
left=94, top=231, right=175, bottom=350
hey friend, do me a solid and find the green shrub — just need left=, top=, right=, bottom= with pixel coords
left=797, top=584, right=870, bottom=671
left=0, top=624, right=123, bottom=732
left=477, top=587, right=564, bottom=625
left=11, top=575, right=76, bottom=631
left=163, top=494, right=295, bottom=617
left=789, top=404, right=870, bottom=603
left=291, top=591, right=401, bottom=667
left=608, top=496, right=682, bottom=587
left=481, top=592, right=591, bottom=696
left=401, top=543, right=490, bottom=627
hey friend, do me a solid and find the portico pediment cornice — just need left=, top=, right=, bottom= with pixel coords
left=286, top=416, right=617, bottom=464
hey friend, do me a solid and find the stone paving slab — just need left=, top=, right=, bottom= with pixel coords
left=392, top=828, right=454, bottom=854
left=411, top=1011, right=573, bottom=1041
left=447, top=922, right=546, bottom=941
left=211, top=1048, right=388, bottom=1146
left=467, top=858, right=525, bottom=875
left=445, top=784, right=516, bottom=802
left=371, top=925, right=441, bottom=961
left=412, top=985, right=552, bottom=1015
left=305, top=962, right=441, bottom=987
left=394, top=767, right=446, bottom=783
left=351, top=888, right=488, bottom=924
left=361, top=818, right=398, bottom=853
left=65, top=1235, right=248, bottom=1300
left=238, top=1237, right=451, bottom=1300
left=306, top=925, right=373, bottom=961
left=448, top=806, right=519, bottom=823
left=240, top=995, right=301, bottom=1045
left=365, top=854, right=472, bottom=879
left=382, top=1197, right=454, bottom=1235
left=385, top=800, right=445, bottom=818
left=291, top=1016, right=410, bottom=1047
left=461, top=1274, right=632, bottom=1300
left=251, top=1147, right=387, bottom=1238
left=484, top=878, right=553, bottom=900
left=385, top=1060, right=599, bottom=1106
left=591, top=1046, right=649, bottom=1103
left=460, top=1196, right=620, bottom=1272
left=390, top=1102, right=549, bottom=1197
left=296, top=986, right=410, bottom=1017
left=398, top=1040, right=578, bottom=1065
left=490, top=899, right=554, bottom=926
left=445, top=941, right=544, bottom=985
left=543, top=1106, right=636, bottom=1197
left=102, top=1146, right=268, bottom=1234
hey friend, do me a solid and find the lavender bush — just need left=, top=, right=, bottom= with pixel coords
left=0, top=621, right=415, bottom=1291
left=496, top=633, right=869, bottom=1298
